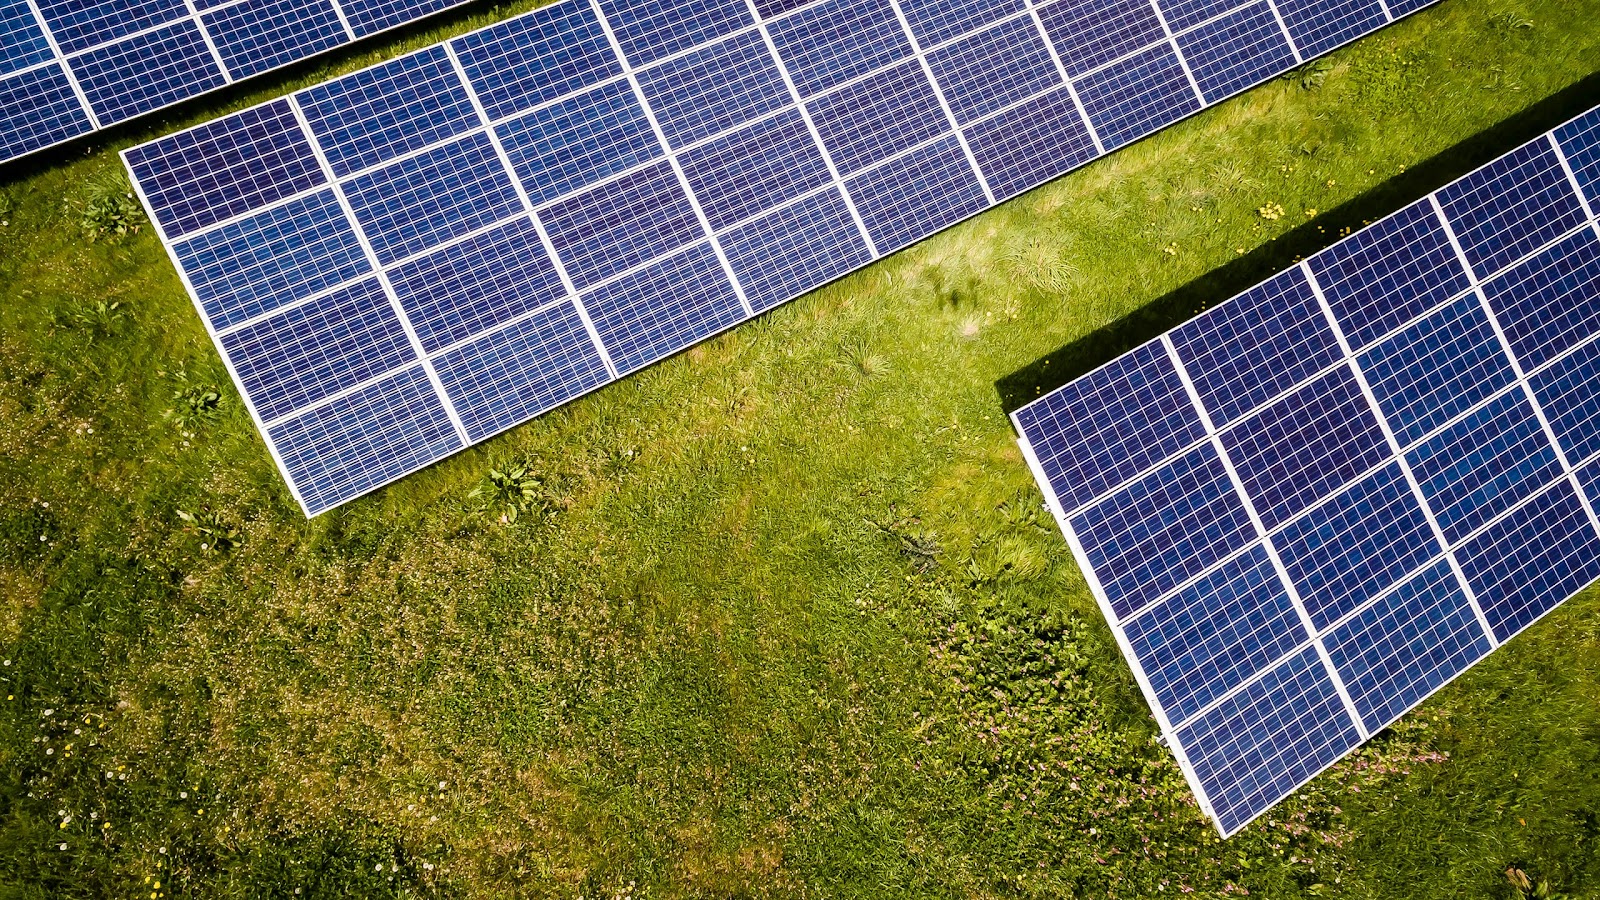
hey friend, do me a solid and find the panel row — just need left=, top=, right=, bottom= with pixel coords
left=0, top=0, right=470, bottom=162
left=127, top=0, right=1451, bottom=515
left=1014, top=104, right=1600, bottom=836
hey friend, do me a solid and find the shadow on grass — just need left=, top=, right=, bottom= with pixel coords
left=995, top=71, right=1600, bottom=415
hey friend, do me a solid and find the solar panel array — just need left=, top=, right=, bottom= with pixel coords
left=0, top=0, right=474, bottom=163
left=126, top=0, right=1440, bottom=515
left=1013, top=104, right=1600, bottom=837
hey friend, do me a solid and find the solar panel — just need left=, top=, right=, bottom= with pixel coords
left=126, top=0, right=1445, bottom=515
left=1013, top=105, right=1600, bottom=836
left=0, top=0, right=475, bottom=164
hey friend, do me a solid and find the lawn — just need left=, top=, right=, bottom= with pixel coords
left=2, top=0, right=1599, bottom=895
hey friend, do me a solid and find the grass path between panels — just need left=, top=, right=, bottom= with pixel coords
left=2, top=0, right=1600, bottom=896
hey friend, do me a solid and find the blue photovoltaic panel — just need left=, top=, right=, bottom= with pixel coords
left=636, top=30, right=790, bottom=148
left=902, top=0, right=1024, bottom=45
left=1275, top=462, right=1437, bottom=629
left=926, top=17, right=1061, bottom=125
left=1435, top=139, right=1588, bottom=278
left=1015, top=113, right=1600, bottom=836
left=495, top=80, right=663, bottom=207
left=297, top=46, right=480, bottom=179
left=1555, top=108, right=1600, bottom=208
left=1124, top=545, right=1306, bottom=724
left=72, top=20, right=227, bottom=123
left=1072, top=443, right=1256, bottom=619
left=1308, top=198, right=1473, bottom=351
left=0, top=63, right=92, bottom=160
left=1359, top=295, right=1517, bottom=447
left=1221, top=367, right=1390, bottom=530
left=433, top=301, right=612, bottom=441
left=1324, top=559, right=1491, bottom=733
left=1, top=0, right=477, bottom=164
left=202, top=0, right=348, bottom=80
left=174, top=189, right=372, bottom=330
left=1406, top=389, right=1561, bottom=544
left=1169, top=267, right=1341, bottom=428
left=1074, top=43, right=1201, bottom=151
left=386, top=216, right=568, bottom=353
left=1177, top=645, right=1362, bottom=837
left=36, top=0, right=187, bottom=56
left=130, top=0, right=1442, bottom=519
left=1481, top=227, right=1600, bottom=370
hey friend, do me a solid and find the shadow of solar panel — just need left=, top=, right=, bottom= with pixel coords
left=129, top=0, right=1453, bottom=520
left=1014, top=104, right=1600, bottom=836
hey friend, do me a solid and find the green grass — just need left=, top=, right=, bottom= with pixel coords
left=2, top=0, right=1600, bottom=895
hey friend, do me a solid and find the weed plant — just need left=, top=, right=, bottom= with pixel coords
left=2, top=0, right=1599, bottom=896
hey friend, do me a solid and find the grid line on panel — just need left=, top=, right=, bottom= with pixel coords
left=1021, top=0, right=1105, bottom=154
left=1141, top=0, right=1207, bottom=105
left=177, top=0, right=234, bottom=83
left=20, top=0, right=98, bottom=127
left=1428, top=191, right=1600, bottom=536
left=1261, top=0, right=1304, bottom=61
left=741, top=0, right=878, bottom=255
left=1013, top=431, right=1220, bottom=817
left=325, top=0, right=359, bottom=40
left=1468, top=276, right=1600, bottom=539
left=1299, top=259, right=1502, bottom=649
left=440, top=42, right=620, bottom=379
left=589, top=0, right=754, bottom=318
left=885, top=0, right=996, bottom=204
left=1551, top=132, right=1599, bottom=223
left=1159, top=334, right=1370, bottom=740
left=285, top=94, right=470, bottom=443
left=121, top=151, right=314, bottom=515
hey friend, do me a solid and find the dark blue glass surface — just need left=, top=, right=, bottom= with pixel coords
left=299, top=46, right=479, bottom=178
left=964, top=85, right=1098, bottom=201
left=1178, top=646, right=1361, bottom=836
left=433, top=301, right=612, bottom=441
left=1074, top=43, right=1201, bottom=151
left=343, top=132, right=524, bottom=266
left=1457, top=481, right=1600, bottom=641
left=1407, top=389, right=1562, bottom=544
left=1481, top=227, right=1600, bottom=371
left=1071, top=443, right=1257, bottom=620
left=636, top=29, right=789, bottom=148
left=1436, top=139, right=1587, bottom=279
left=1325, top=560, right=1491, bottom=733
left=1275, top=462, right=1438, bottom=630
left=176, top=189, right=370, bottom=331
left=580, top=242, right=746, bottom=374
left=1126, top=546, right=1307, bottom=725
left=1170, top=267, right=1340, bottom=428
left=846, top=134, right=988, bottom=253
left=1014, top=340, right=1206, bottom=514
left=679, top=109, right=831, bottom=230
left=539, top=159, right=705, bottom=290
left=387, top=216, right=567, bottom=353
left=124, top=97, right=325, bottom=239
left=721, top=188, right=872, bottom=313
left=1359, top=295, right=1516, bottom=447
left=495, top=79, right=663, bottom=207
left=926, top=16, right=1060, bottom=125
left=807, top=60, right=947, bottom=175
left=1221, top=367, right=1390, bottom=530
left=221, top=277, right=417, bottom=422
left=1308, top=198, right=1472, bottom=351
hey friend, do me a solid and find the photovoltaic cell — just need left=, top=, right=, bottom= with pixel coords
left=130, top=0, right=1443, bottom=520
left=2, top=0, right=479, bottom=164
left=1015, top=113, right=1600, bottom=836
